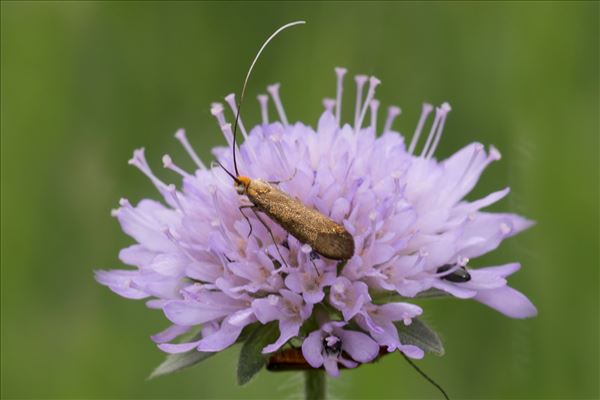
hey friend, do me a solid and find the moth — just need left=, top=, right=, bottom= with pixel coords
left=216, top=21, right=355, bottom=261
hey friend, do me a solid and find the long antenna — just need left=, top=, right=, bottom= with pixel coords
left=231, top=20, right=306, bottom=177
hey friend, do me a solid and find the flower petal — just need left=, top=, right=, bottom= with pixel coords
left=474, top=286, right=537, bottom=318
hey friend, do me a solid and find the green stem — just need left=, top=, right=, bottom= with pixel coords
left=304, top=369, right=326, bottom=400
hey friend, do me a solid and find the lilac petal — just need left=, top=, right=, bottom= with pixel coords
left=116, top=199, right=178, bottom=253
left=323, top=357, right=340, bottom=377
left=463, top=263, right=521, bottom=290
left=303, top=288, right=326, bottom=304
left=453, top=187, right=510, bottom=215
left=284, top=272, right=303, bottom=293
left=119, top=244, right=156, bottom=267
left=251, top=296, right=281, bottom=324
left=262, top=321, right=301, bottom=354
left=339, top=330, right=379, bottom=363
left=95, top=270, right=149, bottom=299
left=337, top=355, right=358, bottom=369
left=398, top=344, right=424, bottom=359
left=157, top=339, right=202, bottom=354
left=475, top=262, right=521, bottom=278
left=197, top=310, right=255, bottom=352
left=432, top=280, right=477, bottom=299
left=474, top=286, right=537, bottom=318
left=378, top=302, right=423, bottom=322
left=302, top=330, right=325, bottom=368
left=163, top=300, right=230, bottom=326
left=460, top=213, right=534, bottom=258
left=151, top=324, right=191, bottom=344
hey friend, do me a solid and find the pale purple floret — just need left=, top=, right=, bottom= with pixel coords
left=252, top=290, right=313, bottom=353
left=95, top=67, right=536, bottom=377
left=355, top=302, right=424, bottom=357
left=302, top=322, right=380, bottom=377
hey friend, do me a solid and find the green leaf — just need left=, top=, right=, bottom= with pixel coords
left=237, top=322, right=279, bottom=385
left=395, top=317, right=445, bottom=356
left=148, top=349, right=215, bottom=379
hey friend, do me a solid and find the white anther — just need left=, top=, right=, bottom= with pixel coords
left=128, top=148, right=169, bottom=193
left=489, top=145, right=501, bottom=161
left=383, top=106, right=401, bottom=134
left=210, top=102, right=226, bottom=127
left=323, top=98, right=336, bottom=114
left=162, top=154, right=190, bottom=177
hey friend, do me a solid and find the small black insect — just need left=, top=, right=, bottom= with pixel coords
left=323, top=337, right=342, bottom=356
left=437, top=264, right=471, bottom=283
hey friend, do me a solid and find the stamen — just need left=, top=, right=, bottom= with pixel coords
left=489, top=145, right=502, bottom=161
left=425, top=102, right=452, bottom=160
left=369, top=99, right=380, bottom=132
left=166, top=183, right=186, bottom=214
left=128, top=148, right=169, bottom=192
left=334, top=67, right=347, bottom=126
left=210, top=103, right=226, bottom=127
left=408, top=103, right=433, bottom=155
left=356, top=76, right=381, bottom=133
left=219, top=123, right=235, bottom=148
left=174, top=129, right=206, bottom=170
left=162, top=154, right=191, bottom=177
left=354, top=75, right=368, bottom=130
left=257, top=94, right=269, bottom=124
left=455, top=143, right=484, bottom=190
left=383, top=106, right=401, bottom=134
left=420, top=105, right=444, bottom=158
left=323, top=98, right=336, bottom=114
left=267, top=83, right=289, bottom=126
left=224, top=93, right=248, bottom=139
left=164, top=228, right=200, bottom=262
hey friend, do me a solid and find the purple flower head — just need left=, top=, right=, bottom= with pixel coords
left=96, top=67, right=536, bottom=378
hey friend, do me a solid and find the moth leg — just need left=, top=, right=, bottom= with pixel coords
left=309, top=250, right=321, bottom=276
left=250, top=207, right=290, bottom=271
left=238, top=205, right=255, bottom=238
left=268, top=168, right=297, bottom=185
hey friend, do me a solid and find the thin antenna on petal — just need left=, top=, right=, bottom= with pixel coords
left=231, top=20, right=306, bottom=177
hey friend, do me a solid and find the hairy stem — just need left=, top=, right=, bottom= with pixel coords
left=304, top=369, right=326, bottom=400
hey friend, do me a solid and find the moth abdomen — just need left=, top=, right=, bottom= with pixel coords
left=245, top=179, right=354, bottom=261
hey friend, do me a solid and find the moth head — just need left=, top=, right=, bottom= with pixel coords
left=235, top=176, right=251, bottom=194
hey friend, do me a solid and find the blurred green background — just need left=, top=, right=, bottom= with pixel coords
left=1, top=1, right=598, bottom=399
